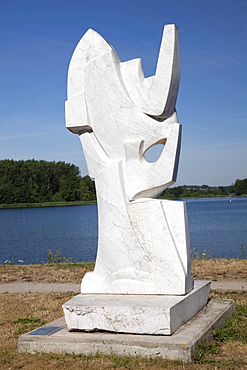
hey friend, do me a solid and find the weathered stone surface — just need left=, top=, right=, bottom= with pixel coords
left=63, top=281, right=210, bottom=335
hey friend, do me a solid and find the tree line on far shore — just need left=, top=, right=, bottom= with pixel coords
left=0, top=159, right=96, bottom=204
left=161, top=179, right=247, bottom=199
left=0, top=159, right=246, bottom=204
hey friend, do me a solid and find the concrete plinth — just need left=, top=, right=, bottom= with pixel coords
left=18, top=298, right=235, bottom=363
left=62, top=281, right=210, bottom=335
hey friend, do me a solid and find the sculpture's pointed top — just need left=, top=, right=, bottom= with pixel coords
left=120, top=24, right=180, bottom=119
left=68, top=28, right=115, bottom=98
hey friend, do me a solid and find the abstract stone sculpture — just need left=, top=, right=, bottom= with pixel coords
left=63, top=25, right=210, bottom=335
left=66, top=24, right=193, bottom=295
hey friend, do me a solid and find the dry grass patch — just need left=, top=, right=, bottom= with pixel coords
left=0, top=291, right=74, bottom=369
left=0, top=259, right=246, bottom=284
left=0, top=262, right=95, bottom=283
left=219, top=341, right=247, bottom=359
left=0, top=290, right=247, bottom=369
left=192, top=258, right=247, bottom=281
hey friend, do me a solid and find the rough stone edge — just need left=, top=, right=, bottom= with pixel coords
left=62, top=281, right=210, bottom=335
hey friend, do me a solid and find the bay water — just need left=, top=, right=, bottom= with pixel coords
left=0, top=197, right=246, bottom=264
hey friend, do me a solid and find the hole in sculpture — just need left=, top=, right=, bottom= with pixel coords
left=144, top=139, right=166, bottom=163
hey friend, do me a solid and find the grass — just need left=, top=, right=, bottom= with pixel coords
left=1, top=258, right=246, bottom=284
left=0, top=261, right=95, bottom=283
left=193, top=290, right=247, bottom=368
left=191, top=258, right=247, bottom=281
left=0, top=290, right=246, bottom=369
left=12, top=316, right=46, bottom=336
left=0, top=259, right=247, bottom=368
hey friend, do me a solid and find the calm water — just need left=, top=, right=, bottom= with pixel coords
left=185, top=197, right=247, bottom=258
left=0, top=197, right=246, bottom=264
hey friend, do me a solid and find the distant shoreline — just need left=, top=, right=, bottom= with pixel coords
left=0, top=195, right=245, bottom=209
left=0, top=201, right=96, bottom=209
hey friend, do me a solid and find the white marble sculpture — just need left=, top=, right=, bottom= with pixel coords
left=65, top=24, right=193, bottom=295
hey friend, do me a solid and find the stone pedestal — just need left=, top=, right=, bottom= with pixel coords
left=63, top=281, right=210, bottom=336
left=19, top=297, right=235, bottom=362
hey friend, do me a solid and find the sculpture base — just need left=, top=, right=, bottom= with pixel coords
left=62, top=281, right=210, bottom=335
left=18, top=297, right=235, bottom=362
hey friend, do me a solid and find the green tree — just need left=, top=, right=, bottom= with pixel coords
left=234, top=179, right=247, bottom=196
left=79, top=175, right=96, bottom=201
left=0, top=159, right=93, bottom=204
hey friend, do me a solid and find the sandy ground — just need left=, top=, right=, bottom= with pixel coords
left=0, top=280, right=246, bottom=293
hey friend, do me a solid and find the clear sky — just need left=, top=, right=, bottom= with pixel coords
left=1, top=0, right=246, bottom=186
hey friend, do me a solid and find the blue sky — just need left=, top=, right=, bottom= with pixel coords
left=1, top=0, right=246, bottom=186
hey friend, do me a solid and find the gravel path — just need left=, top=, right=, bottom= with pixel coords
left=0, top=282, right=80, bottom=293
left=0, top=280, right=246, bottom=293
